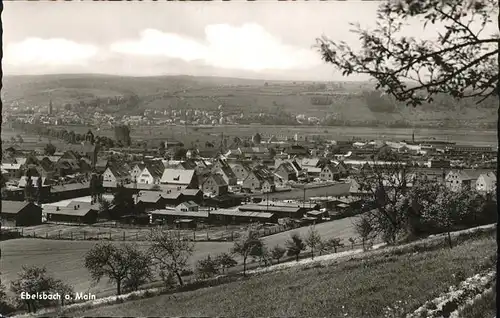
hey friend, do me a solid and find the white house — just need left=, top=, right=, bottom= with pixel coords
left=476, top=171, right=496, bottom=194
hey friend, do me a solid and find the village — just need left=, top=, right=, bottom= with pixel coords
left=0, top=127, right=496, bottom=241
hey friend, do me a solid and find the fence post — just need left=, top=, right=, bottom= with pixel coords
left=33, top=231, right=36, bottom=238
left=193, top=231, right=196, bottom=241
left=123, top=232, right=126, bottom=241
left=231, top=231, right=234, bottom=241
left=21, top=228, right=24, bottom=236
left=58, top=230, right=61, bottom=239
left=109, top=232, right=112, bottom=240
left=207, top=232, right=209, bottom=241
left=83, top=231, right=86, bottom=240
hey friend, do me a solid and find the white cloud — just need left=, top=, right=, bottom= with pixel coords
left=4, top=38, right=98, bottom=66
left=109, top=24, right=321, bottom=71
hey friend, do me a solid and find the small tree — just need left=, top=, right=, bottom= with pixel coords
left=232, top=231, right=263, bottom=276
left=149, top=229, right=195, bottom=286
left=305, top=226, right=322, bottom=259
left=316, top=240, right=330, bottom=256
left=98, top=198, right=111, bottom=220
left=354, top=215, right=376, bottom=251
left=285, top=233, right=306, bottom=262
left=348, top=237, right=356, bottom=250
left=10, top=266, right=70, bottom=313
left=122, top=245, right=153, bottom=292
left=84, top=243, right=148, bottom=295
left=196, top=255, right=219, bottom=279
left=327, top=238, right=344, bottom=253
left=270, top=245, right=286, bottom=264
left=215, top=253, right=237, bottom=274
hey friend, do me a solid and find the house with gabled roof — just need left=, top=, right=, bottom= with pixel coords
left=177, top=201, right=199, bottom=212
left=212, top=158, right=237, bottom=186
left=201, top=173, right=228, bottom=196
left=229, top=161, right=252, bottom=184
left=138, top=162, right=164, bottom=185
left=130, top=163, right=146, bottom=182
left=243, top=167, right=276, bottom=193
left=275, top=161, right=298, bottom=182
left=320, top=164, right=341, bottom=181
left=476, top=171, right=496, bottom=194
left=160, top=169, right=198, bottom=189
left=445, top=169, right=486, bottom=192
left=103, top=165, right=131, bottom=186
left=1, top=201, right=43, bottom=227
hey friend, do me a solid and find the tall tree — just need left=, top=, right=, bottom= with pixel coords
left=316, top=0, right=499, bottom=246
left=111, top=184, right=135, bottom=219
left=305, top=226, right=322, bottom=259
left=232, top=231, right=264, bottom=276
left=317, top=0, right=498, bottom=107
left=149, top=229, right=195, bottom=286
left=84, top=243, right=149, bottom=295
left=285, top=233, right=306, bottom=262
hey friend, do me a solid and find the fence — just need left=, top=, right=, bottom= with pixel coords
left=14, top=221, right=299, bottom=243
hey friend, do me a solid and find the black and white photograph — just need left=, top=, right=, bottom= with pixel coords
left=0, top=0, right=498, bottom=317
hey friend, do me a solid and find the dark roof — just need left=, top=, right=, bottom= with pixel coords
left=239, top=204, right=302, bottom=213
left=178, top=201, right=199, bottom=208
left=44, top=205, right=96, bottom=217
left=145, top=162, right=165, bottom=179
left=51, top=182, right=90, bottom=193
left=178, top=160, right=198, bottom=170
left=1, top=201, right=33, bottom=214
left=278, top=162, right=296, bottom=174
left=107, top=165, right=130, bottom=178
left=206, top=173, right=228, bottom=187
left=181, top=189, right=202, bottom=196
left=149, top=209, right=209, bottom=218
left=210, top=209, right=274, bottom=219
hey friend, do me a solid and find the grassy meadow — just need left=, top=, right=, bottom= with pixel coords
left=74, top=232, right=497, bottom=317
left=1, top=216, right=359, bottom=299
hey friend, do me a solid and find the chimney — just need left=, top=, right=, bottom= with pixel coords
left=56, top=207, right=60, bottom=211
left=74, top=205, right=77, bottom=210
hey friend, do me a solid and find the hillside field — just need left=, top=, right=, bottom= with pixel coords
left=1, top=216, right=358, bottom=299
left=74, top=232, right=497, bottom=317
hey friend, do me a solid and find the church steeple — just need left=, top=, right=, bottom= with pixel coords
left=48, top=99, right=53, bottom=115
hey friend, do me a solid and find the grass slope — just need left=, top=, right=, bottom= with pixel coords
left=0, top=216, right=358, bottom=298
left=76, top=235, right=496, bottom=317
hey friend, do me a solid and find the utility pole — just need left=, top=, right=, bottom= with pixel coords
left=303, top=186, right=306, bottom=209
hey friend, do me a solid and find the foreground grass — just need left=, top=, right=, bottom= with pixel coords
left=75, top=234, right=496, bottom=317
left=458, top=283, right=496, bottom=318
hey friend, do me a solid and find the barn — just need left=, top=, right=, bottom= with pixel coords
left=1, top=201, right=43, bottom=227
left=44, top=205, right=98, bottom=224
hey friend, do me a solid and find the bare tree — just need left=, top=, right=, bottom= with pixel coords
left=326, top=237, right=345, bottom=253
left=270, top=245, right=286, bottom=264
left=215, top=253, right=237, bottom=274
left=317, top=0, right=499, bottom=107
left=84, top=243, right=149, bottom=295
left=149, top=229, right=195, bottom=286
left=354, top=216, right=376, bottom=251
left=286, top=232, right=307, bottom=262
left=232, top=231, right=264, bottom=276
left=10, top=266, right=72, bottom=313
left=196, top=255, right=220, bottom=279
left=305, top=226, right=322, bottom=259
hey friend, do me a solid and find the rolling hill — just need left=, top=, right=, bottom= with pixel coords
left=3, top=74, right=497, bottom=128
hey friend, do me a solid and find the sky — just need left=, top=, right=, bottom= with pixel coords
left=3, top=1, right=498, bottom=81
